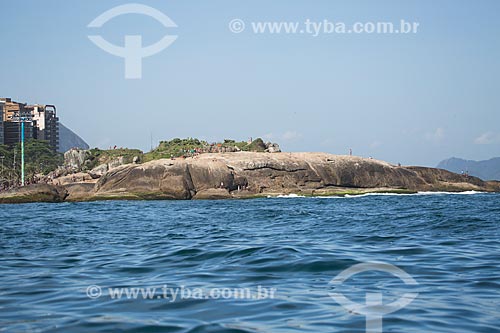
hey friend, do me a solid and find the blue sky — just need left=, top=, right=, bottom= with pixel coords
left=1, top=0, right=499, bottom=166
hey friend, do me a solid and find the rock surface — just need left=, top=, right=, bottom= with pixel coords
left=265, top=142, right=281, bottom=153
left=89, top=163, right=108, bottom=179
left=0, top=184, right=68, bottom=204
left=67, top=152, right=500, bottom=201
left=3, top=152, right=499, bottom=203
left=63, top=149, right=87, bottom=170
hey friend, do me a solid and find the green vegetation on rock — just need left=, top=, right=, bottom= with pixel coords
left=83, top=148, right=143, bottom=170
left=144, top=138, right=206, bottom=161
left=143, top=137, right=268, bottom=161
left=245, top=138, right=267, bottom=152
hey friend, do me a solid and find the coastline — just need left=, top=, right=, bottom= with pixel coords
left=1, top=152, right=499, bottom=204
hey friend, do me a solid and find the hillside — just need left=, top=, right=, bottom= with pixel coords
left=437, top=157, right=500, bottom=181
left=59, top=123, right=89, bottom=153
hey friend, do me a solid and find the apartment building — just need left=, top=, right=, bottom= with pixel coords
left=1, top=98, right=59, bottom=151
left=28, top=104, right=59, bottom=151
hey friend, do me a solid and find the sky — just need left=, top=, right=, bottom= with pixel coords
left=0, top=0, right=499, bottom=166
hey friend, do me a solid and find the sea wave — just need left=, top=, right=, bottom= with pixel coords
left=416, top=190, right=484, bottom=195
left=1, top=195, right=499, bottom=332
left=316, top=190, right=486, bottom=198
left=268, top=194, right=306, bottom=198
left=266, top=191, right=487, bottom=199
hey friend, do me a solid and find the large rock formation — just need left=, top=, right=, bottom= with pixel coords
left=3, top=152, right=499, bottom=203
left=63, top=148, right=88, bottom=170
left=54, top=148, right=139, bottom=179
left=59, top=152, right=500, bottom=201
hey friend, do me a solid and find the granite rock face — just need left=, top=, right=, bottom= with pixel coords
left=3, top=152, right=499, bottom=203
left=63, top=149, right=87, bottom=170
left=89, top=164, right=109, bottom=179
left=265, top=142, right=281, bottom=153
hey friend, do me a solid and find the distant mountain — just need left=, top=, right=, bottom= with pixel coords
left=437, top=157, right=500, bottom=181
left=58, top=123, right=89, bottom=153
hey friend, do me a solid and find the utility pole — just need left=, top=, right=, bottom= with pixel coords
left=13, top=148, right=16, bottom=185
left=18, top=110, right=31, bottom=186
left=0, top=155, right=4, bottom=182
left=20, top=121, right=24, bottom=186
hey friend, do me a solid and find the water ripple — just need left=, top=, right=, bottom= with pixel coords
left=0, top=193, right=499, bottom=332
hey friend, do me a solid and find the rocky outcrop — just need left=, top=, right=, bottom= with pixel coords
left=93, top=162, right=194, bottom=200
left=192, top=188, right=232, bottom=200
left=89, top=164, right=108, bottom=179
left=265, top=142, right=281, bottom=153
left=56, top=148, right=139, bottom=180
left=0, top=184, right=68, bottom=204
left=3, top=152, right=499, bottom=203
left=64, top=149, right=87, bottom=170
left=64, top=183, right=95, bottom=201
left=53, top=172, right=95, bottom=186
left=62, top=152, right=500, bottom=201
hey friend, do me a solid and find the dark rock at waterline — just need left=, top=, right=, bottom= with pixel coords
left=64, top=182, right=96, bottom=201
left=0, top=184, right=68, bottom=204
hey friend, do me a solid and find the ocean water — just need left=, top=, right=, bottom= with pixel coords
left=0, top=193, right=499, bottom=333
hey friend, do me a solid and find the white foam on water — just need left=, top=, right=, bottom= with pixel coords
left=314, top=190, right=486, bottom=199
left=268, top=190, right=487, bottom=199
left=267, top=194, right=306, bottom=198
left=341, top=193, right=409, bottom=198
left=416, top=190, right=485, bottom=195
